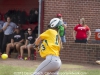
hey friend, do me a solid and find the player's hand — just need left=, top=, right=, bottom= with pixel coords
left=62, top=46, right=64, bottom=49
left=34, top=47, right=39, bottom=51
left=33, top=44, right=39, bottom=51
left=87, top=38, right=89, bottom=40
left=74, top=37, right=76, bottom=40
left=6, top=22, right=10, bottom=26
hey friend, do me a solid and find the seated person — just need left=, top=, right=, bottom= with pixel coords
left=19, top=28, right=36, bottom=60
left=6, top=26, right=25, bottom=58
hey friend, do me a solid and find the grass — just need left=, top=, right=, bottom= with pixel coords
left=0, top=64, right=100, bottom=75
left=61, top=70, right=100, bottom=75
left=0, top=64, right=35, bottom=75
left=61, top=64, right=100, bottom=75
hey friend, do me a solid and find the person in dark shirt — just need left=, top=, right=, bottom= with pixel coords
left=6, top=26, right=25, bottom=58
left=20, top=28, right=36, bottom=60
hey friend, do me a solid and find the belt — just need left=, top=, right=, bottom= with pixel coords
left=4, top=34, right=12, bottom=36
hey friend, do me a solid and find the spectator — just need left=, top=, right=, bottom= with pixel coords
left=57, top=13, right=67, bottom=43
left=1, top=16, right=17, bottom=54
left=6, top=26, right=25, bottom=58
left=20, top=28, right=36, bottom=60
left=73, top=18, right=91, bottom=43
left=32, top=18, right=62, bottom=75
left=0, top=14, right=4, bottom=55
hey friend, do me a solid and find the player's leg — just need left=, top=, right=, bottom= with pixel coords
left=1, top=35, right=8, bottom=54
left=47, top=69, right=60, bottom=75
left=60, top=35, right=66, bottom=48
left=27, top=44, right=32, bottom=60
left=6, top=43, right=14, bottom=56
left=15, top=43, right=23, bottom=55
left=60, top=35, right=66, bottom=43
left=15, top=42, right=23, bottom=58
left=0, top=32, right=3, bottom=52
left=20, top=45, right=26, bottom=59
left=7, top=34, right=13, bottom=55
left=32, top=55, right=62, bottom=75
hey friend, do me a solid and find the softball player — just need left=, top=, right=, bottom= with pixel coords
left=32, top=18, right=62, bottom=75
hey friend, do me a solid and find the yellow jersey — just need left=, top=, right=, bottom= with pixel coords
left=39, top=29, right=61, bottom=58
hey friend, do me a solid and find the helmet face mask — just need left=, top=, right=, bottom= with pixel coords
left=49, top=18, right=61, bottom=29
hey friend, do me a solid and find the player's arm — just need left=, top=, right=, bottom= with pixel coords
left=33, top=29, right=49, bottom=50
left=73, top=30, right=76, bottom=40
left=11, top=39, right=14, bottom=47
left=33, top=36, right=43, bottom=50
left=25, top=40, right=28, bottom=46
left=0, top=29, right=3, bottom=32
left=19, top=34, right=25, bottom=43
left=0, top=23, right=4, bottom=32
left=58, top=34, right=63, bottom=49
left=87, top=30, right=91, bottom=40
left=11, top=34, right=14, bottom=44
left=35, top=36, right=42, bottom=46
left=19, top=39, right=24, bottom=43
left=62, top=22, right=67, bottom=29
left=11, top=39, right=14, bottom=43
left=3, top=22, right=10, bottom=31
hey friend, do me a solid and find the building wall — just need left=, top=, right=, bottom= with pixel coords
left=43, top=0, right=100, bottom=64
left=0, top=0, right=38, bottom=14
left=0, top=0, right=39, bottom=30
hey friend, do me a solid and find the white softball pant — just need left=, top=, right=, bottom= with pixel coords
left=32, top=55, right=62, bottom=75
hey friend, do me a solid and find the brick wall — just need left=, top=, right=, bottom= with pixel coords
left=42, top=0, right=100, bottom=64
left=44, top=0, right=100, bottom=42
left=60, top=43, right=100, bottom=64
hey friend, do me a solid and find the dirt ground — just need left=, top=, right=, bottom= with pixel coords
left=0, top=58, right=100, bottom=70
left=0, top=58, right=41, bottom=68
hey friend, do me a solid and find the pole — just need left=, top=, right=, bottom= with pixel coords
left=38, top=0, right=42, bottom=36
